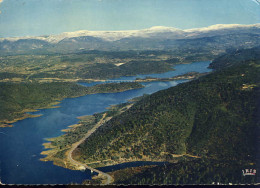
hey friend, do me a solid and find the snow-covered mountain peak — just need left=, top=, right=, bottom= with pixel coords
left=141, top=26, right=183, bottom=33
left=0, top=23, right=259, bottom=43
left=148, top=26, right=180, bottom=30
left=184, top=23, right=260, bottom=33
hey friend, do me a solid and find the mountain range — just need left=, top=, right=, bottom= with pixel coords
left=0, top=23, right=260, bottom=55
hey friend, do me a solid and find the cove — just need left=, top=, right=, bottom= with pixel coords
left=0, top=61, right=212, bottom=184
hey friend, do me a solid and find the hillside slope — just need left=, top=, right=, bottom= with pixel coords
left=209, top=46, right=260, bottom=70
left=75, top=49, right=259, bottom=184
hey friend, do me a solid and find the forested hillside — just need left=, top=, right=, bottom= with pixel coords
left=209, top=46, right=260, bottom=70
left=114, top=157, right=257, bottom=184
left=75, top=48, right=259, bottom=184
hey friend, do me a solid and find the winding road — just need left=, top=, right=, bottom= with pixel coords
left=67, top=113, right=113, bottom=185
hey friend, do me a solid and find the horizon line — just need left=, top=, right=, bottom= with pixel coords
left=1, top=23, right=259, bottom=40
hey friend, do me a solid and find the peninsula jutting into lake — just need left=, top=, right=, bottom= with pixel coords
left=0, top=0, right=259, bottom=185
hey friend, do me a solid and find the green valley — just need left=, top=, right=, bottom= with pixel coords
left=0, top=51, right=184, bottom=83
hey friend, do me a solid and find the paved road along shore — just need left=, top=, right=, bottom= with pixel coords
left=67, top=113, right=113, bottom=185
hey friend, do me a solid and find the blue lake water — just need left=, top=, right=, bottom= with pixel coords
left=0, top=61, right=212, bottom=184
left=107, top=61, right=212, bottom=81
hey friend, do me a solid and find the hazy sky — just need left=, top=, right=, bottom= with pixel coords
left=0, top=0, right=259, bottom=37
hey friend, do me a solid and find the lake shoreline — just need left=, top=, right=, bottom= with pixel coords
left=39, top=62, right=212, bottom=181
left=0, top=61, right=213, bottom=184
left=0, top=113, right=43, bottom=128
left=0, top=82, right=144, bottom=128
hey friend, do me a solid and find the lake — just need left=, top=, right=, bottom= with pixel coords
left=0, top=61, right=212, bottom=184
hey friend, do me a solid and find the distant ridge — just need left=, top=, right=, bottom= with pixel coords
left=0, top=23, right=259, bottom=55
left=184, top=23, right=260, bottom=32
left=1, top=23, right=259, bottom=43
